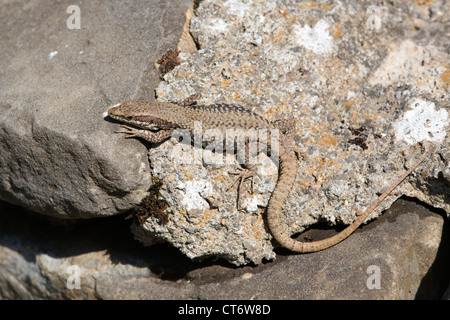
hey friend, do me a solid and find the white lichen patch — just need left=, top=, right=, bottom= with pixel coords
left=222, top=0, right=250, bottom=18
left=205, top=18, right=229, bottom=35
left=394, top=99, right=448, bottom=145
left=292, top=19, right=334, bottom=55
left=176, top=180, right=213, bottom=214
left=241, top=194, right=259, bottom=212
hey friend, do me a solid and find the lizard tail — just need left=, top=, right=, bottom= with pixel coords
left=267, top=145, right=436, bottom=253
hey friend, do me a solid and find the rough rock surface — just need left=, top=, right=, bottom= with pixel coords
left=0, top=199, right=448, bottom=299
left=0, top=0, right=193, bottom=218
left=0, top=0, right=449, bottom=300
left=132, top=0, right=449, bottom=265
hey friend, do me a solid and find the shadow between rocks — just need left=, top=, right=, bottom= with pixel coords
left=273, top=196, right=450, bottom=299
left=0, top=201, right=277, bottom=285
left=405, top=197, right=450, bottom=300
left=1, top=196, right=448, bottom=298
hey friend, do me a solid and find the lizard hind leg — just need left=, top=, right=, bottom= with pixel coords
left=227, top=165, right=257, bottom=208
left=271, top=118, right=306, bottom=160
left=170, top=93, right=202, bottom=107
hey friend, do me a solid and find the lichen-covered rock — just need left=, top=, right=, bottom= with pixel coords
left=133, top=0, right=449, bottom=265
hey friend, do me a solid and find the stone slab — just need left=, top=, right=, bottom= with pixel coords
left=0, top=0, right=193, bottom=218
left=0, top=199, right=448, bottom=299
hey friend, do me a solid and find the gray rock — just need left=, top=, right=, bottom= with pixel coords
left=1, top=199, right=448, bottom=299
left=0, top=0, right=448, bottom=292
left=0, top=0, right=193, bottom=218
left=200, top=201, right=449, bottom=299
left=133, top=0, right=449, bottom=265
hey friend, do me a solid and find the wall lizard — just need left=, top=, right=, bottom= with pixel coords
left=107, top=98, right=435, bottom=253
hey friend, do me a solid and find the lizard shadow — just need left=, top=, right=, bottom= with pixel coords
left=272, top=222, right=346, bottom=257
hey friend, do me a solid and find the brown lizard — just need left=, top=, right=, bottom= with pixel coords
left=107, top=98, right=435, bottom=253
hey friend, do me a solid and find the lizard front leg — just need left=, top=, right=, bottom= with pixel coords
left=115, top=125, right=174, bottom=143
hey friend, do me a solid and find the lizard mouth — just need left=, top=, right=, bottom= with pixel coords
left=123, top=121, right=160, bottom=131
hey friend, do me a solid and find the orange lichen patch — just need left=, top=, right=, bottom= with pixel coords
left=343, top=99, right=365, bottom=125
left=263, top=97, right=294, bottom=120
left=275, top=7, right=290, bottom=16
left=364, top=112, right=377, bottom=121
left=182, top=170, right=194, bottom=181
left=414, top=0, right=433, bottom=5
left=221, top=80, right=230, bottom=87
left=294, top=119, right=302, bottom=135
left=317, top=133, right=337, bottom=147
left=344, top=98, right=362, bottom=107
left=156, top=90, right=166, bottom=98
left=303, top=156, right=336, bottom=184
left=309, top=121, right=337, bottom=146
left=441, top=65, right=450, bottom=85
left=247, top=81, right=270, bottom=98
left=302, top=1, right=317, bottom=8
left=180, top=208, right=188, bottom=218
left=250, top=86, right=265, bottom=96
left=274, top=7, right=298, bottom=24
left=193, top=209, right=216, bottom=228
left=349, top=109, right=361, bottom=126
left=299, top=1, right=331, bottom=10
left=271, top=28, right=288, bottom=44
left=297, top=149, right=353, bottom=190
left=309, top=131, right=337, bottom=150
left=214, top=171, right=228, bottom=183
left=264, top=105, right=284, bottom=119
left=243, top=214, right=266, bottom=240
left=241, top=65, right=255, bottom=74
left=344, top=99, right=378, bottom=125
left=329, top=22, right=342, bottom=38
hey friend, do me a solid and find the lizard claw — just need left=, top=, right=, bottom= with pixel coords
left=115, top=125, right=139, bottom=138
left=228, top=167, right=257, bottom=208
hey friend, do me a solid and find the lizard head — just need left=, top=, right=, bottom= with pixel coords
left=107, top=100, right=177, bottom=130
